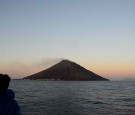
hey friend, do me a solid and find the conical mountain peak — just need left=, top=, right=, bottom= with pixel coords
left=58, top=59, right=75, bottom=65
left=23, top=60, right=109, bottom=81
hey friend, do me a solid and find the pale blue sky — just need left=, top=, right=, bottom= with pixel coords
left=0, top=0, right=135, bottom=79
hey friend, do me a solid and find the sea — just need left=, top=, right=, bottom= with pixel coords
left=9, top=80, right=135, bottom=115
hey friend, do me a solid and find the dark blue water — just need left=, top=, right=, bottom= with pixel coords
left=10, top=80, right=135, bottom=115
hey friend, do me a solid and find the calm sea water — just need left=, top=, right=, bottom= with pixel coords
left=9, top=80, right=135, bottom=115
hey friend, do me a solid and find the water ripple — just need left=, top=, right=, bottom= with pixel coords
left=10, top=80, right=135, bottom=115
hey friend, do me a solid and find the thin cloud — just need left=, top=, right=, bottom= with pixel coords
left=34, top=58, right=65, bottom=68
left=0, top=58, right=65, bottom=78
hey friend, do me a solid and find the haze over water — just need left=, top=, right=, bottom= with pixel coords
left=10, top=80, right=135, bottom=115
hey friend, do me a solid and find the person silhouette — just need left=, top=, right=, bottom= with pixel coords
left=0, top=74, right=21, bottom=115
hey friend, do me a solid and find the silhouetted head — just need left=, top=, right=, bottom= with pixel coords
left=0, top=74, right=11, bottom=91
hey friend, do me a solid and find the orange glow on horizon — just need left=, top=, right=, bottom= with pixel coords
left=0, top=59, right=135, bottom=79
left=83, top=61, right=135, bottom=79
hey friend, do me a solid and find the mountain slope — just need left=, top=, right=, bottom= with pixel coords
left=23, top=60, right=109, bottom=81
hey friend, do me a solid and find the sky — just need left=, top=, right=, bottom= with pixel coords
left=0, top=0, right=135, bottom=80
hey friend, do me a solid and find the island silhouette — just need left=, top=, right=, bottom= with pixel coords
left=23, top=60, right=109, bottom=81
